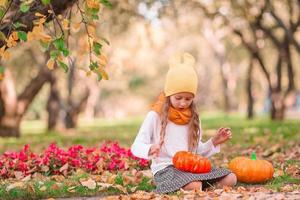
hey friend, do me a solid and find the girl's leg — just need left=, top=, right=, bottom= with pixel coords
left=182, top=181, right=202, bottom=191
left=216, top=173, right=237, bottom=188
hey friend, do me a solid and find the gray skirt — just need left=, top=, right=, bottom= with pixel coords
left=154, top=165, right=231, bottom=194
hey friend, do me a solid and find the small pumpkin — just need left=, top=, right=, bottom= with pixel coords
left=173, top=151, right=211, bottom=173
left=229, top=152, right=274, bottom=183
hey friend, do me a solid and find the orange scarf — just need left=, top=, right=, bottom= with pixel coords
left=151, top=92, right=192, bottom=125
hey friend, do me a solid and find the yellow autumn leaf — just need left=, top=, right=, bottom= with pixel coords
left=0, top=74, right=4, bottom=80
left=32, top=25, right=43, bottom=35
left=57, top=55, right=64, bottom=62
left=11, top=31, right=18, bottom=41
left=27, top=32, right=34, bottom=42
left=86, top=70, right=92, bottom=76
left=0, top=0, right=8, bottom=7
left=95, top=67, right=109, bottom=80
left=62, top=19, right=69, bottom=30
left=86, top=0, right=100, bottom=9
left=37, top=17, right=46, bottom=25
left=98, top=54, right=107, bottom=66
left=5, top=32, right=18, bottom=47
left=58, top=14, right=63, bottom=20
left=87, top=25, right=96, bottom=37
left=47, top=59, right=55, bottom=70
left=35, top=12, right=45, bottom=17
left=40, top=33, right=52, bottom=43
left=72, top=22, right=81, bottom=32
left=0, top=46, right=10, bottom=60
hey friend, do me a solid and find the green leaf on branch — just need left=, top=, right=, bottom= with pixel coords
left=62, top=49, right=69, bottom=57
left=57, top=60, right=68, bottom=73
left=0, top=66, right=5, bottom=74
left=89, top=61, right=98, bottom=70
left=13, top=22, right=27, bottom=29
left=0, top=7, right=5, bottom=18
left=17, top=31, right=27, bottom=41
left=50, top=50, right=60, bottom=59
left=0, top=31, right=7, bottom=41
left=92, top=41, right=102, bottom=55
left=53, top=38, right=69, bottom=57
left=100, top=0, right=112, bottom=8
left=40, top=41, right=51, bottom=51
left=41, top=0, right=50, bottom=5
left=100, top=37, right=110, bottom=45
left=20, top=3, right=30, bottom=13
left=97, top=73, right=102, bottom=81
left=53, top=38, right=66, bottom=51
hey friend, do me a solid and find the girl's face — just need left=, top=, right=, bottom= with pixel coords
left=170, top=92, right=194, bottom=110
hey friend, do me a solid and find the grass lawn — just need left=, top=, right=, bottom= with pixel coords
left=0, top=112, right=299, bottom=199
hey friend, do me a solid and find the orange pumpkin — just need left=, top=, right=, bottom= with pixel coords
left=229, top=153, right=274, bottom=183
left=173, top=151, right=211, bottom=173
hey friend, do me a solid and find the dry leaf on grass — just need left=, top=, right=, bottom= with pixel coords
left=14, top=171, right=24, bottom=180
left=39, top=186, right=47, bottom=191
left=6, top=182, right=25, bottom=192
left=80, top=178, right=97, bottom=190
left=21, top=175, right=31, bottom=182
left=67, top=186, right=76, bottom=193
left=51, top=175, right=65, bottom=182
left=59, top=163, right=69, bottom=172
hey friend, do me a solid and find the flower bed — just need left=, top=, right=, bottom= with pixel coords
left=0, top=142, right=149, bottom=179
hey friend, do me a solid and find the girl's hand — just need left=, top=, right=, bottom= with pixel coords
left=148, top=144, right=160, bottom=158
left=212, top=127, right=232, bottom=146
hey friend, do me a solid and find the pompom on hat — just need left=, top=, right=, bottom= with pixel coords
left=164, top=52, right=198, bottom=97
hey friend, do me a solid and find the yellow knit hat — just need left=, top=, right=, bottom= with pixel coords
left=164, top=53, right=198, bottom=97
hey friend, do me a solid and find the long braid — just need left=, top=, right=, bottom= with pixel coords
left=159, top=97, right=171, bottom=148
left=188, top=102, right=200, bottom=152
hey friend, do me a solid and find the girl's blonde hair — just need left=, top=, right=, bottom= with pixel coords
left=158, top=97, right=200, bottom=152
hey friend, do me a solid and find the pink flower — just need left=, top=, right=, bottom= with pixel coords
left=18, top=151, right=28, bottom=162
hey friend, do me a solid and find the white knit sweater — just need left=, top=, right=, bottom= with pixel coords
left=131, top=111, right=220, bottom=175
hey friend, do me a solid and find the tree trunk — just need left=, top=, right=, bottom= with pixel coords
left=0, top=69, right=20, bottom=137
left=64, top=91, right=89, bottom=129
left=46, top=72, right=61, bottom=131
left=0, top=65, right=52, bottom=137
left=63, top=58, right=90, bottom=129
left=246, top=58, right=254, bottom=119
left=270, top=92, right=285, bottom=120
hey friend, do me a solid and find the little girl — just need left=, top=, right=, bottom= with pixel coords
left=131, top=53, right=237, bottom=194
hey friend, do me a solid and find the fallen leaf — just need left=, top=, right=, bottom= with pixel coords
left=21, top=175, right=31, bottom=182
left=114, top=184, right=127, bottom=194
left=281, top=184, right=294, bottom=192
left=39, top=186, right=47, bottom=191
left=14, top=171, right=24, bottom=180
left=51, top=183, right=60, bottom=190
left=59, top=163, right=68, bottom=172
left=41, top=165, right=50, bottom=172
left=273, top=169, right=284, bottom=177
left=67, top=186, right=76, bottom=193
left=6, top=182, right=25, bottom=192
left=80, top=178, right=97, bottom=190
left=75, top=169, right=86, bottom=176
left=51, top=175, right=65, bottom=182
left=107, top=174, right=117, bottom=184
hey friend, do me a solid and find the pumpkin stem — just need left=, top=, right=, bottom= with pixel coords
left=250, top=152, right=257, bottom=160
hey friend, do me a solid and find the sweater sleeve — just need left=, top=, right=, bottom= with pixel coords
left=131, top=111, right=157, bottom=160
left=196, top=120, right=220, bottom=157
left=197, top=138, right=220, bottom=157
